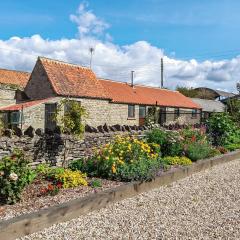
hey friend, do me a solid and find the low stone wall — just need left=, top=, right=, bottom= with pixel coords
left=0, top=127, right=146, bottom=166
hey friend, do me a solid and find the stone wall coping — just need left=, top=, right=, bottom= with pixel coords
left=0, top=149, right=240, bottom=240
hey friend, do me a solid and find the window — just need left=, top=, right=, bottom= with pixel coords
left=192, top=109, right=198, bottom=118
left=174, top=108, right=180, bottom=120
left=139, top=106, right=146, bottom=118
left=128, top=105, right=135, bottom=118
left=10, top=111, right=24, bottom=124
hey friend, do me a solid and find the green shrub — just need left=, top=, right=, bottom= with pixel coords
left=90, top=179, right=102, bottom=188
left=146, top=128, right=183, bottom=157
left=185, top=142, right=212, bottom=161
left=206, top=113, right=240, bottom=146
left=225, top=143, right=240, bottom=152
left=0, top=150, right=36, bottom=204
left=72, top=136, right=163, bottom=182
left=162, top=156, right=192, bottom=166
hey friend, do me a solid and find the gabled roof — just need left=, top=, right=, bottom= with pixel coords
left=191, top=98, right=226, bottom=112
left=0, top=98, right=54, bottom=111
left=194, top=87, right=236, bottom=99
left=100, top=79, right=201, bottom=109
left=39, top=57, right=109, bottom=99
left=0, top=68, right=30, bottom=88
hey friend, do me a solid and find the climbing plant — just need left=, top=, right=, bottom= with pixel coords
left=54, top=99, right=88, bottom=167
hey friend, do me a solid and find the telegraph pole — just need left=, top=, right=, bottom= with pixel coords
left=89, top=47, right=94, bottom=69
left=161, top=58, right=164, bottom=88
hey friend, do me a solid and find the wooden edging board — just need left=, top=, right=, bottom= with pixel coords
left=1, top=150, right=240, bottom=240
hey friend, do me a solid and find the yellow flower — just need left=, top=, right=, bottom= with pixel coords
left=112, top=165, right=116, bottom=173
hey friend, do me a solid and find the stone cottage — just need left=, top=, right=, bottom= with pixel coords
left=0, top=57, right=201, bottom=131
left=0, top=68, right=30, bottom=108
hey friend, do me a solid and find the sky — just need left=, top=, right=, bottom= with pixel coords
left=0, top=0, right=240, bottom=92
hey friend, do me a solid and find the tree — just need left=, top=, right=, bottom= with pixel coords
left=176, top=86, right=198, bottom=98
left=54, top=99, right=88, bottom=168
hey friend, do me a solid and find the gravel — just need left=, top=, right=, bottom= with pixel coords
left=20, top=159, right=240, bottom=240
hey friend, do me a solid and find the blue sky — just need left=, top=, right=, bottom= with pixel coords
left=1, top=0, right=240, bottom=60
left=0, top=0, right=240, bottom=92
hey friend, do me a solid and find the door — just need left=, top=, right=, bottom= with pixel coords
left=139, top=106, right=146, bottom=126
left=45, top=103, right=57, bottom=131
left=159, top=107, right=166, bottom=126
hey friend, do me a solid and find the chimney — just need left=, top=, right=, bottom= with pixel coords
left=131, top=70, right=134, bottom=87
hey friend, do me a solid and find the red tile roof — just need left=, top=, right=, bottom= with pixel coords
left=39, top=57, right=109, bottom=99
left=0, top=98, right=53, bottom=111
left=100, top=79, right=201, bottom=109
left=0, top=68, right=30, bottom=88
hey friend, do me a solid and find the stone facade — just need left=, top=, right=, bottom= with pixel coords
left=24, top=59, right=56, bottom=100
left=0, top=87, right=16, bottom=108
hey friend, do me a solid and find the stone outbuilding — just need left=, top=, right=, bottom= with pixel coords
left=0, top=57, right=201, bottom=131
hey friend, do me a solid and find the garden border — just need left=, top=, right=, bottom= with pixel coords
left=1, top=150, right=240, bottom=240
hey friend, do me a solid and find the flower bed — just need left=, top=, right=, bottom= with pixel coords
left=0, top=113, right=239, bottom=221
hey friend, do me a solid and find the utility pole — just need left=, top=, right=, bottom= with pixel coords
left=161, top=58, right=164, bottom=88
left=237, top=82, right=240, bottom=94
left=89, top=47, right=94, bottom=69
left=131, top=70, right=134, bottom=87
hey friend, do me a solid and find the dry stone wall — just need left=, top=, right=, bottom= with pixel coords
left=0, top=125, right=147, bottom=167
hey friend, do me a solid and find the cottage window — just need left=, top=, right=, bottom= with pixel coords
left=139, top=106, right=146, bottom=118
left=174, top=108, right=180, bottom=120
left=10, top=111, right=24, bottom=125
left=128, top=105, right=135, bottom=118
left=192, top=109, right=198, bottom=118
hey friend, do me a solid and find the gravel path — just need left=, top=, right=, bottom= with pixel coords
left=20, top=159, right=240, bottom=240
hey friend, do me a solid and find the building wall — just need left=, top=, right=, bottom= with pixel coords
left=11, top=97, right=200, bottom=131
left=24, top=59, right=56, bottom=100
left=0, top=87, right=16, bottom=108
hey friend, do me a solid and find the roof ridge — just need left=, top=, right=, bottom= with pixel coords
left=99, top=77, right=177, bottom=92
left=38, top=56, right=90, bottom=70
left=0, top=68, right=30, bottom=74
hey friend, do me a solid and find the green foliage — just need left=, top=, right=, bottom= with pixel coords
left=72, top=136, right=163, bottom=182
left=54, top=99, right=88, bottom=138
left=144, top=107, right=160, bottom=128
left=226, top=99, right=240, bottom=126
left=162, top=156, right=192, bottom=166
left=225, top=143, right=240, bottom=152
left=206, top=113, right=240, bottom=146
left=146, top=128, right=183, bottom=157
left=0, top=150, right=36, bottom=204
left=185, top=142, right=212, bottom=161
left=90, top=179, right=102, bottom=188
left=176, top=86, right=198, bottom=98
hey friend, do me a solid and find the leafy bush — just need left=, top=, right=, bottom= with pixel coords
left=180, top=127, right=207, bottom=144
left=0, top=150, right=36, bottom=204
left=53, top=169, right=87, bottom=188
left=162, top=156, right=192, bottom=166
left=225, top=143, right=240, bottom=152
left=185, top=142, right=212, bottom=161
left=146, top=128, right=183, bottom=157
left=90, top=179, right=102, bottom=188
left=207, top=113, right=240, bottom=146
left=71, top=136, right=163, bottom=181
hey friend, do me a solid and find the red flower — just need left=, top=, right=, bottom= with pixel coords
left=191, top=135, right=196, bottom=142
left=47, top=184, right=54, bottom=191
left=56, top=183, right=63, bottom=189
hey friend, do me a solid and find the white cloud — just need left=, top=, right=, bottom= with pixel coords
left=70, top=2, right=109, bottom=38
left=0, top=2, right=239, bottom=93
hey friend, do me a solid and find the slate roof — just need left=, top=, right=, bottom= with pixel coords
left=191, top=98, right=226, bottom=112
left=0, top=68, right=30, bottom=88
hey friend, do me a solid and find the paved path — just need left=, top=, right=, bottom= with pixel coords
left=21, top=159, right=240, bottom=240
